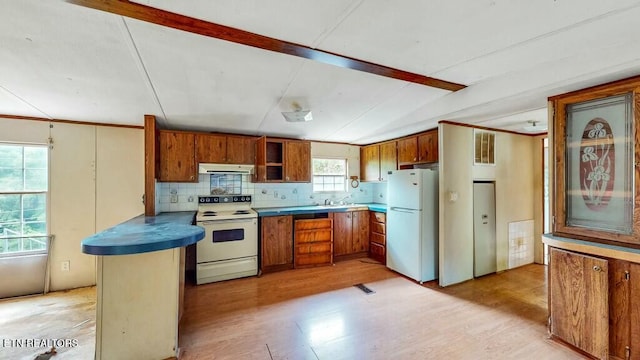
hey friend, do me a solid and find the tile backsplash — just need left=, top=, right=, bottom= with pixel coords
left=508, top=220, right=534, bottom=269
left=157, top=175, right=385, bottom=212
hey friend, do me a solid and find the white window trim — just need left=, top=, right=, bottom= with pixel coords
left=312, top=157, right=348, bottom=193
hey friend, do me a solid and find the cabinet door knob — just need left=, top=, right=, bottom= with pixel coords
left=593, top=265, right=602, bottom=272
left=286, top=176, right=289, bottom=181
left=413, top=157, right=417, bottom=161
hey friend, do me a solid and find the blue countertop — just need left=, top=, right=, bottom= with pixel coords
left=81, top=212, right=204, bottom=256
left=254, top=203, right=387, bottom=216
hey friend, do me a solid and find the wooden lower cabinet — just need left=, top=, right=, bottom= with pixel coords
left=294, top=218, right=333, bottom=268
left=369, top=212, right=386, bottom=264
left=609, top=259, right=640, bottom=360
left=333, top=211, right=369, bottom=261
left=549, top=247, right=640, bottom=360
left=260, top=215, right=293, bottom=273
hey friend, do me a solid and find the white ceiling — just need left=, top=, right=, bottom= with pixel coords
left=3, top=0, right=640, bottom=144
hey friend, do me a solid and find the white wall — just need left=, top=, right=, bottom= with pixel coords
left=438, top=123, right=539, bottom=286
left=439, top=123, right=474, bottom=286
left=0, top=117, right=144, bottom=294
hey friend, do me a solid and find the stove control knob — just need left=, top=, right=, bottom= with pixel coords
left=240, top=196, right=245, bottom=201
left=223, top=197, right=229, bottom=203
left=246, top=196, right=251, bottom=202
left=233, top=197, right=238, bottom=202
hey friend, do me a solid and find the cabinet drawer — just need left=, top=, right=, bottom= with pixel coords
left=296, top=242, right=332, bottom=255
left=295, top=253, right=332, bottom=267
left=295, top=229, right=332, bottom=244
left=369, top=242, right=385, bottom=264
left=371, top=232, right=386, bottom=245
left=370, top=222, right=385, bottom=235
left=372, top=212, right=386, bottom=223
left=294, top=219, right=332, bottom=231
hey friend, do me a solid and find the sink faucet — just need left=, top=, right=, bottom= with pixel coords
left=336, top=194, right=351, bottom=205
left=324, top=198, right=334, bottom=205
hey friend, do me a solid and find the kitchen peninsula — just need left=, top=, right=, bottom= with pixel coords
left=81, top=212, right=204, bottom=360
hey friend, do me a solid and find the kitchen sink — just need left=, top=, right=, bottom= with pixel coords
left=313, top=203, right=369, bottom=211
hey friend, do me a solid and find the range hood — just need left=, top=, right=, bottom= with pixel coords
left=198, top=163, right=254, bottom=175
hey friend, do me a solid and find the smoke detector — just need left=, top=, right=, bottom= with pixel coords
left=522, top=120, right=547, bottom=132
left=282, top=102, right=313, bottom=122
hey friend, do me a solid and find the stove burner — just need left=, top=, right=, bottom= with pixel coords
left=202, top=211, right=217, bottom=217
left=233, top=210, right=250, bottom=215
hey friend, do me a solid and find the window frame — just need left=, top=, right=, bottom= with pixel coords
left=312, top=157, right=348, bottom=193
left=0, top=143, right=49, bottom=257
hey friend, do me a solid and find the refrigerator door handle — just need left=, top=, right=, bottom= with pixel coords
left=390, top=207, right=417, bottom=213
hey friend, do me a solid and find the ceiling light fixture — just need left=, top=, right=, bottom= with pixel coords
left=523, top=120, right=547, bottom=132
left=282, top=102, right=313, bottom=122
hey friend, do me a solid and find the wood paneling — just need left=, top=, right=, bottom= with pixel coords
left=260, top=216, right=293, bottom=273
left=549, top=248, right=609, bottom=359
left=144, top=114, right=157, bottom=216
left=67, top=0, right=466, bottom=92
left=631, top=263, right=640, bottom=360
left=360, top=145, right=380, bottom=182
left=334, top=211, right=369, bottom=260
left=226, top=135, right=255, bottom=164
left=379, top=141, right=397, bottom=181
left=255, top=136, right=267, bottom=182
left=294, top=219, right=332, bottom=268
left=284, top=140, right=311, bottom=182
left=609, top=260, right=630, bottom=360
left=418, top=130, right=438, bottom=163
left=158, top=130, right=196, bottom=182
left=333, top=212, right=352, bottom=256
left=551, top=77, right=640, bottom=247
left=352, top=211, right=370, bottom=253
left=195, top=134, right=226, bottom=163
left=397, top=136, right=418, bottom=164
left=369, top=211, right=386, bottom=264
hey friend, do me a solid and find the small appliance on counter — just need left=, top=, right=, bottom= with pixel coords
left=195, top=195, right=257, bottom=284
left=386, top=168, right=439, bottom=283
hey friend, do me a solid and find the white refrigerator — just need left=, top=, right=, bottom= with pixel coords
left=386, top=168, right=439, bottom=283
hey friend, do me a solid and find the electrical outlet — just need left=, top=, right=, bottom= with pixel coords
left=170, top=194, right=178, bottom=203
left=61, top=260, right=70, bottom=272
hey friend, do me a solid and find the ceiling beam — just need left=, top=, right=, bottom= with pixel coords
left=67, top=0, right=466, bottom=92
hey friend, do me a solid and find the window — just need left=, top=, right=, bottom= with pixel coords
left=474, top=130, right=495, bottom=165
left=0, top=144, right=48, bottom=256
left=313, top=158, right=347, bottom=192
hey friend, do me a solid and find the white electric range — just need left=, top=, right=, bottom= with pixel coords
left=195, top=195, right=258, bottom=284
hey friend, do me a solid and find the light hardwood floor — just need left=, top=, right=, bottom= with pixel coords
left=0, top=286, right=96, bottom=360
left=0, top=260, right=584, bottom=360
left=178, top=260, right=584, bottom=360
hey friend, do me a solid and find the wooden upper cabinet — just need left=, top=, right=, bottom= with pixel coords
left=549, top=248, right=609, bottom=359
left=195, top=134, right=226, bottom=163
left=195, top=134, right=255, bottom=165
left=226, top=135, right=255, bottom=164
left=360, top=145, right=380, bottom=182
left=284, top=140, right=311, bottom=182
left=379, top=141, right=397, bottom=181
left=397, top=136, right=418, bottom=164
left=418, top=130, right=438, bottom=163
left=158, top=130, right=196, bottom=182
left=255, top=137, right=310, bottom=182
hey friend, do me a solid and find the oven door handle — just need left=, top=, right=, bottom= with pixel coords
left=198, top=218, right=256, bottom=226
